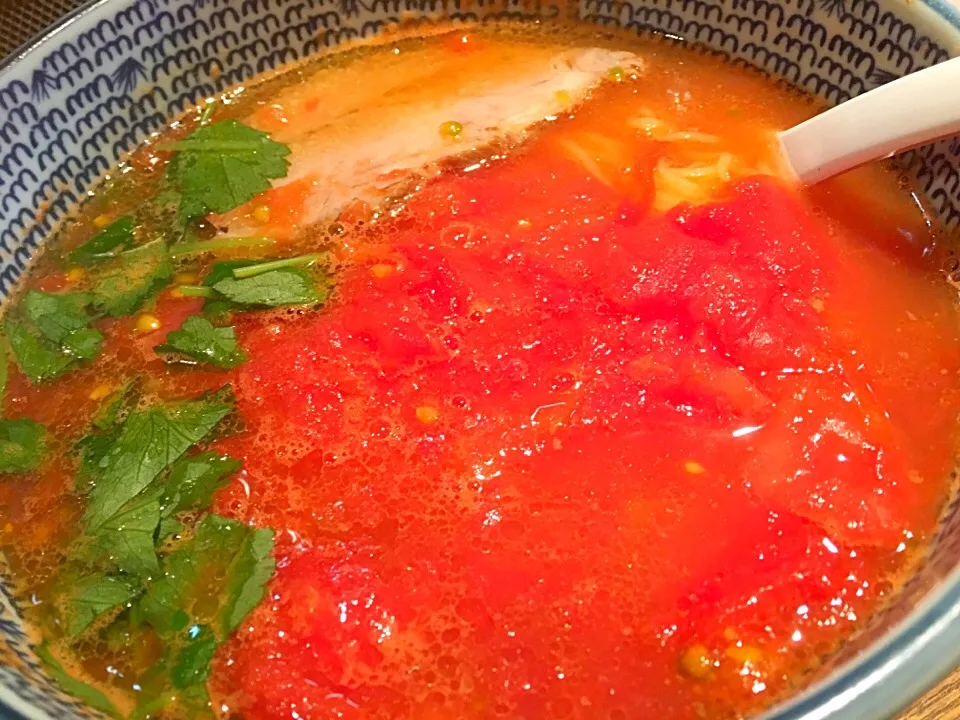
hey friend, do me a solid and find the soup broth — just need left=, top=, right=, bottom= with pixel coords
left=1, top=24, right=959, bottom=720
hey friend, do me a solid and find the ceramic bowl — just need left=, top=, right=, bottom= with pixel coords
left=0, top=0, right=959, bottom=717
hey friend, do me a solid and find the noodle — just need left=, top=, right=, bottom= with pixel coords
left=716, top=152, right=733, bottom=182
left=558, top=135, right=618, bottom=189
left=628, top=112, right=736, bottom=211
left=563, top=113, right=786, bottom=213
left=653, top=154, right=729, bottom=211
left=629, top=115, right=720, bottom=144
left=630, top=112, right=794, bottom=211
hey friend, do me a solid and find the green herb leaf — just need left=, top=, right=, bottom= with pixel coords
left=151, top=452, right=240, bottom=545
left=87, top=494, right=162, bottom=578
left=20, top=291, right=104, bottom=363
left=161, top=452, right=241, bottom=517
left=67, top=575, right=140, bottom=638
left=92, top=380, right=139, bottom=432
left=155, top=316, right=248, bottom=370
left=212, top=268, right=324, bottom=308
left=16, top=290, right=104, bottom=373
left=0, top=332, right=9, bottom=406
left=0, top=418, right=45, bottom=473
left=5, top=290, right=104, bottom=384
left=35, top=642, right=121, bottom=718
left=204, top=260, right=258, bottom=288
left=77, top=381, right=140, bottom=491
left=83, top=396, right=233, bottom=532
left=197, top=260, right=257, bottom=319
left=131, top=692, right=180, bottom=720
left=69, top=216, right=136, bottom=266
left=61, top=327, right=105, bottom=361
left=148, top=183, right=187, bottom=235
left=4, top=320, right=73, bottom=383
left=168, top=120, right=290, bottom=223
left=131, top=636, right=213, bottom=719
left=21, top=290, right=95, bottom=344
left=76, top=428, right=121, bottom=492
left=139, top=514, right=275, bottom=638
left=156, top=516, right=184, bottom=544
left=223, top=524, right=276, bottom=633
left=171, top=629, right=217, bottom=689
left=93, top=240, right=173, bottom=317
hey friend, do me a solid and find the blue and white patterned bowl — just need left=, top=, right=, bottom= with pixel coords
left=1, top=0, right=959, bottom=717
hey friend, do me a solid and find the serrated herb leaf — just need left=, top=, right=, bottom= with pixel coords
left=156, top=516, right=184, bottom=544
left=146, top=182, right=188, bottom=236
left=151, top=452, right=240, bottom=545
left=87, top=494, right=161, bottom=578
left=131, top=638, right=212, bottom=719
left=76, top=427, right=121, bottom=492
left=92, top=380, right=139, bottom=431
left=0, top=418, right=45, bottom=473
left=67, top=575, right=140, bottom=638
left=201, top=299, right=239, bottom=323
left=83, top=396, right=233, bottom=531
left=22, top=290, right=96, bottom=344
left=204, top=260, right=258, bottom=288
left=139, top=514, right=275, bottom=638
left=198, top=259, right=259, bottom=319
left=93, top=240, right=173, bottom=317
left=61, top=327, right=104, bottom=360
left=4, top=320, right=73, bottom=383
left=35, top=643, right=121, bottom=718
left=161, top=452, right=241, bottom=517
left=168, top=120, right=290, bottom=223
left=77, top=381, right=140, bottom=490
left=69, top=216, right=136, bottom=265
left=6, top=292, right=104, bottom=383
left=223, top=524, right=276, bottom=632
left=212, top=268, right=323, bottom=308
left=155, top=316, right=247, bottom=369
left=171, top=629, right=216, bottom=689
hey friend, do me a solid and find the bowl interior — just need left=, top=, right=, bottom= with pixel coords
left=0, top=0, right=959, bottom=717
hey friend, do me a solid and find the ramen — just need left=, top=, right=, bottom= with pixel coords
left=1, top=24, right=958, bottom=720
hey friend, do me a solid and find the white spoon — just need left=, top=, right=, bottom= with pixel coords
left=777, top=56, right=960, bottom=185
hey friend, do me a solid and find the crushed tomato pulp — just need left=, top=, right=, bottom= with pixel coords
left=207, top=91, right=960, bottom=718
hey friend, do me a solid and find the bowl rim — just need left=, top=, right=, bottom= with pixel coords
left=764, top=564, right=960, bottom=720
left=928, top=0, right=960, bottom=30
left=0, top=0, right=112, bottom=77
left=2, top=1, right=960, bottom=719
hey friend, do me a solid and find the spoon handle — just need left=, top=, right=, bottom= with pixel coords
left=777, top=56, right=960, bottom=185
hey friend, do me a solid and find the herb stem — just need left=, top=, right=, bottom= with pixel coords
left=177, top=286, right=216, bottom=298
left=170, top=237, right=277, bottom=257
left=157, top=140, right=266, bottom=153
left=0, top=333, right=10, bottom=406
left=199, top=101, right=218, bottom=126
left=231, top=253, right=326, bottom=279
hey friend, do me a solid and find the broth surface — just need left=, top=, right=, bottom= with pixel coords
left=1, top=24, right=959, bottom=720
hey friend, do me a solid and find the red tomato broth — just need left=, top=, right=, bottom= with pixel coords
left=200, top=55, right=960, bottom=720
left=0, top=29, right=958, bottom=720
